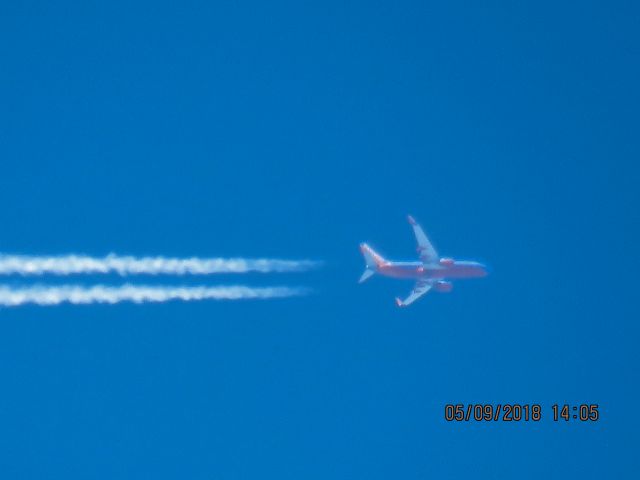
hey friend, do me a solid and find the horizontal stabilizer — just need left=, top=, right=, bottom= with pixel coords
left=358, top=268, right=375, bottom=284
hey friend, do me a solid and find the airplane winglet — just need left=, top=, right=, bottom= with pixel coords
left=407, top=215, right=417, bottom=225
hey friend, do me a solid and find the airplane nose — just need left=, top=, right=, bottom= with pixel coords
left=480, top=263, right=491, bottom=276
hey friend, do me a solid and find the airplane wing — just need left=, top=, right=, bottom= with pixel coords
left=395, top=280, right=433, bottom=307
left=408, top=215, right=438, bottom=264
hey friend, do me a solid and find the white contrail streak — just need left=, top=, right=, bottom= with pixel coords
left=0, top=254, right=320, bottom=276
left=0, top=284, right=309, bottom=307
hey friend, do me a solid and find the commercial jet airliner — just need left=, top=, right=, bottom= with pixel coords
left=359, top=216, right=488, bottom=307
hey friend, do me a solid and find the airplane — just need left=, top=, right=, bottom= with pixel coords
left=359, top=215, right=488, bottom=307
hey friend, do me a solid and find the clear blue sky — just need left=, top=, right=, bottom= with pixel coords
left=0, top=1, right=638, bottom=478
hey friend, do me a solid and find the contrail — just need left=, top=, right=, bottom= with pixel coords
left=0, top=284, right=309, bottom=307
left=0, top=254, right=321, bottom=276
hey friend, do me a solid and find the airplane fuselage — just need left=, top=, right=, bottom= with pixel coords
left=376, top=260, right=488, bottom=280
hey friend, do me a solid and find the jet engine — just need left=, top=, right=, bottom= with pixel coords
left=439, top=257, right=454, bottom=266
left=434, top=280, right=453, bottom=293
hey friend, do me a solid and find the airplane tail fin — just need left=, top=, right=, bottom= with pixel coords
left=358, top=243, right=385, bottom=283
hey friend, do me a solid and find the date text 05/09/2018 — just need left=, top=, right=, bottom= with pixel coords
left=444, top=404, right=600, bottom=422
